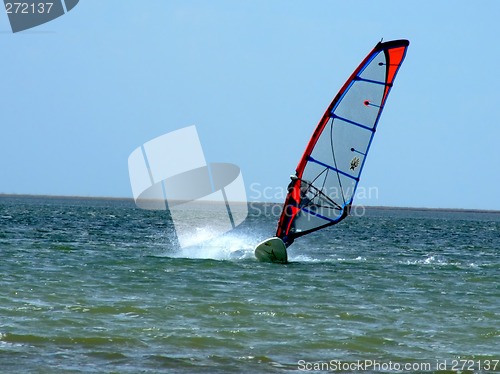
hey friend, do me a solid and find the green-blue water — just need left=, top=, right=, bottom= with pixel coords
left=1, top=196, right=499, bottom=373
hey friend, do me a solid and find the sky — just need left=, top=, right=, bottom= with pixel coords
left=1, top=1, right=499, bottom=210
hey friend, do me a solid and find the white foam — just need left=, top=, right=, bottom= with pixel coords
left=168, top=229, right=256, bottom=261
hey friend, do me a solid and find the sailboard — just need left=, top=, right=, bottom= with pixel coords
left=255, top=237, right=288, bottom=263
left=255, top=39, right=409, bottom=263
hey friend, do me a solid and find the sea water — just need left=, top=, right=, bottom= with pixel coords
left=0, top=196, right=498, bottom=373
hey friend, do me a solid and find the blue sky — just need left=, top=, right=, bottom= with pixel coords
left=1, top=1, right=499, bottom=210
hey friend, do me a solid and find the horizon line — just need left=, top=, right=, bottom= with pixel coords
left=1, top=193, right=500, bottom=214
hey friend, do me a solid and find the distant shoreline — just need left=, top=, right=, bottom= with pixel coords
left=1, top=193, right=500, bottom=214
left=0, top=193, right=134, bottom=202
left=359, top=205, right=500, bottom=215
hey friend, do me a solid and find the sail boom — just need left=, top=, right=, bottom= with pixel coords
left=302, top=207, right=339, bottom=223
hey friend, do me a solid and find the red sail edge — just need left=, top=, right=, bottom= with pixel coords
left=276, top=40, right=409, bottom=245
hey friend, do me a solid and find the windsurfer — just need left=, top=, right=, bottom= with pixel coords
left=280, top=175, right=314, bottom=247
left=255, top=39, right=409, bottom=262
left=288, top=174, right=312, bottom=207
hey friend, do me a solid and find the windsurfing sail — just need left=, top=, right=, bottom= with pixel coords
left=276, top=39, right=409, bottom=246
